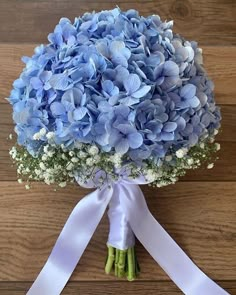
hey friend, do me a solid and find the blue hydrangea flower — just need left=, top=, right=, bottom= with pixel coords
left=9, top=8, right=221, bottom=161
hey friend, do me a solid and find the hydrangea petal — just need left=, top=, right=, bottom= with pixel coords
left=30, top=77, right=43, bottom=90
left=115, top=138, right=129, bottom=154
left=163, top=122, right=177, bottom=132
left=132, top=85, right=151, bottom=98
left=124, top=74, right=141, bottom=94
left=189, top=96, right=200, bottom=108
left=49, top=73, right=69, bottom=90
left=73, top=107, right=87, bottom=120
left=128, top=132, right=143, bottom=149
left=163, top=61, right=179, bottom=76
left=50, top=102, right=66, bottom=116
left=180, top=84, right=196, bottom=99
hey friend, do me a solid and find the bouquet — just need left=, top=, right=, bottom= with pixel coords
left=8, top=8, right=228, bottom=295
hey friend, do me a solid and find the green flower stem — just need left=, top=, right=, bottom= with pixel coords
left=105, top=246, right=115, bottom=274
left=105, top=245, right=140, bottom=281
left=118, top=249, right=126, bottom=277
left=115, top=248, right=119, bottom=276
left=127, top=247, right=135, bottom=281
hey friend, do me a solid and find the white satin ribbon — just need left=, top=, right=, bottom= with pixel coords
left=27, top=177, right=229, bottom=295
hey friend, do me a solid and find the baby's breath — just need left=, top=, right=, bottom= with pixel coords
left=10, top=133, right=220, bottom=189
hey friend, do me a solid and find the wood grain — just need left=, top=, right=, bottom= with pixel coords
left=0, top=281, right=235, bottom=295
left=0, top=1, right=235, bottom=45
left=1, top=44, right=236, bottom=104
left=0, top=182, right=235, bottom=282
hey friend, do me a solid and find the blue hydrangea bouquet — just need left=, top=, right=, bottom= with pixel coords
left=8, top=8, right=228, bottom=295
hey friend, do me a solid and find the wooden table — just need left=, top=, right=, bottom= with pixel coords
left=0, top=1, right=235, bottom=294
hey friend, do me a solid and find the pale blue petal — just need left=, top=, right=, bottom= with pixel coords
left=163, top=61, right=179, bottom=76
left=49, top=73, right=68, bottom=90
left=30, top=77, right=43, bottom=90
left=73, top=107, right=87, bottom=120
left=109, top=129, right=122, bottom=146
left=176, top=117, right=186, bottom=131
left=116, top=124, right=136, bottom=135
left=163, top=122, right=177, bottom=132
left=128, top=132, right=143, bottom=148
left=124, top=74, right=141, bottom=94
left=111, top=54, right=128, bottom=68
left=110, top=40, right=125, bottom=55
left=50, top=102, right=66, bottom=116
left=132, top=85, right=151, bottom=98
left=180, top=84, right=196, bottom=99
left=13, top=78, right=26, bottom=88
left=119, top=96, right=139, bottom=106
left=189, top=96, right=200, bottom=108
left=115, top=138, right=129, bottom=154
left=161, top=132, right=174, bottom=141
left=40, top=71, right=52, bottom=83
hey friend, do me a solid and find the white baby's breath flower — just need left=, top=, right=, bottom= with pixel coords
left=200, top=142, right=205, bottom=149
left=176, top=148, right=188, bottom=158
left=145, top=169, right=156, bottom=182
left=25, top=184, right=30, bottom=190
left=215, top=143, right=221, bottom=151
left=39, top=128, right=47, bottom=136
left=62, top=154, right=67, bottom=160
left=39, top=162, right=46, bottom=170
left=71, top=157, right=79, bottom=163
left=93, top=155, right=100, bottom=162
left=74, top=142, right=82, bottom=149
left=35, top=169, right=41, bottom=176
left=165, top=155, right=172, bottom=162
left=78, top=151, right=86, bottom=158
left=33, top=132, right=41, bottom=140
left=88, top=145, right=99, bottom=155
left=44, top=178, right=52, bottom=185
left=66, top=163, right=74, bottom=171
left=68, top=172, right=74, bottom=177
left=59, top=182, right=67, bottom=188
left=8, top=134, right=13, bottom=140
left=187, top=158, right=194, bottom=165
left=47, top=151, right=54, bottom=157
left=69, top=151, right=74, bottom=157
left=43, top=145, right=49, bottom=153
left=46, top=132, right=55, bottom=140
left=214, top=129, right=219, bottom=136
left=86, top=158, right=94, bottom=166
left=42, top=154, right=48, bottom=161
left=207, top=163, right=214, bottom=169
left=18, top=179, right=23, bottom=184
left=209, top=137, right=215, bottom=143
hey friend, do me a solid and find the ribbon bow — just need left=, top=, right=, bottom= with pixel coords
left=27, top=176, right=229, bottom=295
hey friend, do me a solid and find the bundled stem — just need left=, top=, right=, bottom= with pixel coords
left=105, top=245, right=140, bottom=281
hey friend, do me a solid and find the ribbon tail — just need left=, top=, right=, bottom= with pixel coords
left=119, top=184, right=229, bottom=295
left=27, top=186, right=113, bottom=295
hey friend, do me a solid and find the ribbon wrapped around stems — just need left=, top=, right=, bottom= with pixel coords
left=27, top=175, right=229, bottom=295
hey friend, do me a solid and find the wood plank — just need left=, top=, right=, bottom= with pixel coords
left=0, top=182, right=235, bottom=281
left=0, top=45, right=236, bottom=105
left=0, top=281, right=235, bottom=295
left=0, top=1, right=235, bottom=45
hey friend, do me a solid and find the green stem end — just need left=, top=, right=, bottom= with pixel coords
left=105, top=245, right=140, bottom=281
